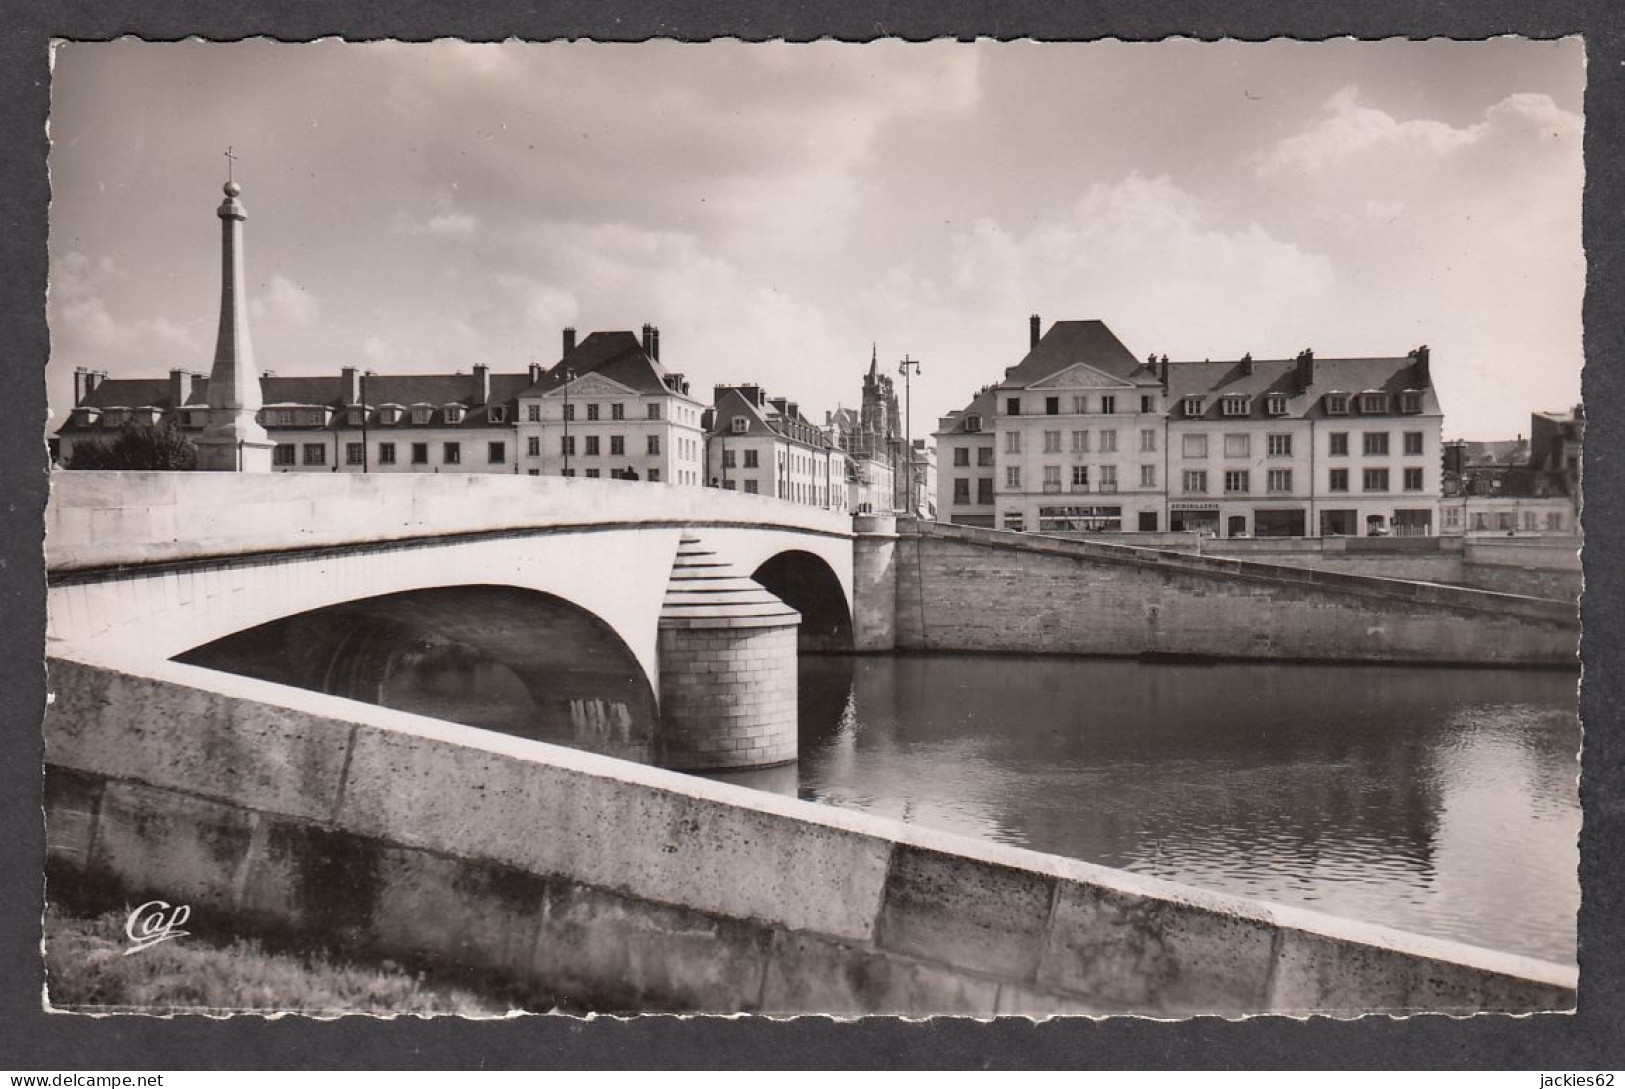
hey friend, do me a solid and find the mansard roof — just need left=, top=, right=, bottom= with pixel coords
left=935, top=386, right=997, bottom=437
left=999, top=320, right=1155, bottom=389
left=1165, top=355, right=1440, bottom=421
left=522, top=330, right=694, bottom=401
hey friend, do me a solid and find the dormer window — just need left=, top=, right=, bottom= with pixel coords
left=964, top=414, right=982, bottom=433
left=346, top=407, right=365, bottom=427
left=444, top=405, right=465, bottom=424
left=186, top=409, right=206, bottom=428
left=103, top=409, right=129, bottom=427
left=1359, top=391, right=1389, bottom=414
left=1325, top=392, right=1349, bottom=416
left=73, top=407, right=101, bottom=425
left=731, top=416, right=749, bottom=434
left=411, top=406, right=433, bottom=425
left=1399, top=391, right=1422, bottom=414
left=1266, top=394, right=1288, bottom=417
left=1182, top=397, right=1204, bottom=417
left=266, top=408, right=295, bottom=427
left=380, top=406, right=402, bottom=425
left=489, top=405, right=506, bottom=423
left=1221, top=395, right=1249, bottom=417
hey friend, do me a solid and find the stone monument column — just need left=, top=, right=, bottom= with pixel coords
left=196, top=177, right=273, bottom=472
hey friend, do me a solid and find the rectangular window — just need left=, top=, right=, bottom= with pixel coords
left=1267, top=434, right=1292, bottom=457
left=1266, top=394, right=1287, bottom=416
left=953, top=447, right=969, bottom=467
left=443, top=442, right=461, bottom=465
left=1222, top=397, right=1248, bottom=417
left=1045, top=396, right=1059, bottom=416
left=1443, top=506, right=1460, bottom=529
left=1401, top=391, right=1423, bottom=414
left=731, top=416, right=748, bottom=434
left=378, top=442, right=396, bottom=465
left=273, top=444, right=296, bottom=467
left=1140, top=464, right=1156, bottom=488
left=649, top=469, right=661, bottom=482
left=1006, top=465, right=1022, bottom=489
left=610, top=435, right=625, bottom=456
left=1140, top=429, right=1157, bottom=452
left=976, top=478, right=994, bottom=504
left=1326, top=393, right=1349, bottom=415
left=345, top=442, right=364, bottom=466
left=1043, top=465, right=1062, bottom=492
left=303, top=444, right=326, bottom=466
left=411, top=442, right=428, bottom=465
left=1404, top=467, right=1424, bottom=491
left=953, top=478, right=970, bottom=504
left=1329, top=432, right=1349, bottom=456
left=1100, top=430, right=1118, bottom=453
left=977, top=447, right=994, bottom=467
left=1329, top=468, right=1349, bottom=492
left=1099, top=466, right=1118, bottom=491
left=563, top=403, right=575, bottom=422
left=647, top=435, right=661, bottom=455
left=648, top=403, right=662, bottom=420
left=743, top=480, right=759, bottom=495
left=488, top=442, right=505, bottom=464
left=1182, top=433, right=1208, bottom=459
left=586, top=403, right=600, bottom=421
left=1005, top=432, right=1021, bottom=454
left=561, top=436, right=575, bottom=456
left=611, top=403, right=625, bottom=421
left=1364, top=432, right=1390, bottom=456
left=1224, top=470, right=1250, bottom=494
left=1547, top=511, right=1564, bottom=531
left=585, top=469, right=600, bottom=479
left=744, top=449, right=759, bottom=469
left=1043, top=430, right=1062, bottom=453
left=1224, top=434, right=1250, bottom=458
left=1100, top=395, right=1116, bottom=415
left=585, top=436, right=600, bottom=456
left=1072, top=395, right=1088, bottom=414
left=1006, top=397, right=1021, bottom=416
left=1182, top=470, right=1208, bottom=494
left=1071, top=430, right=1089, bottom=454
left=527, top=404, right=541, bottom=422
left=1404, top=431, right=1424, bottom=456
left=1003, top=512, right=1025, bottom=532
left=1496, top=511, right=1516, bottom=531
left=722, top=450, right=736, bottom=469
left=1267, top=468, right=1292, bottom=493
left=1071, top=465, right=1090, bottom=490
left=527, top=436, right=541, bottom=457
left=1360, top=392, right=1389, bottom=414
left=1523, top=510, right=1538, bottom=531
left=1141, top=395, right=1155, bottom=414
left=1363, top=468, right=1390, bottom=492
left=1182, top=397, right=1204, bottom=417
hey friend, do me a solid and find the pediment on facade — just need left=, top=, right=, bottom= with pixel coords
left=545, top=373, right=639, bottom=399
left=1026, top=363, right=1135, bottom=390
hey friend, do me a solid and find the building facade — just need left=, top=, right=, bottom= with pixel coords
left=936, top=317, right=1445, bottom=538
left=515, top=326, right=707, bottom=484
left=706, top=385, right=846, bottom=508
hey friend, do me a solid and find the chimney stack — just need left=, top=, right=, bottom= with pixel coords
left=190, top=372, right=207, bottom=400
left=1411, top=344, right=1431, bottom=386
left=341, top=365, right=360, bottom=406
left=529, top=361, right=543, bottom=385
left=1240, top=352, right=1253, bottom=377
left=562, top=327, right=577, bottom=357
left=642, top=323, right=654, bottom=354
left=72, top=366, right=90, bottom=405
left=168, top=368, right=187, bottom=409
left=1030, top=314, right=1041, bottom=350
left=473, top=363, right=490, bottom=404
left=1296, top=348, right=1315, bottom=389
left=650, top=326, right=661, bottom=362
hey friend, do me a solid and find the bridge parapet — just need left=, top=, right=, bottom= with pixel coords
left=46, top=471, right=851, bottom=573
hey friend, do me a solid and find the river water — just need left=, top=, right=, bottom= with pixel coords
left=708, top=655, right=1580, bottom=965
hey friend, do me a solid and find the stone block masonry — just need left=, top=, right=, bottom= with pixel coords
left=44, top=650, right=1574, bottom=1016
left=892, top=521, right=1577, bottom=667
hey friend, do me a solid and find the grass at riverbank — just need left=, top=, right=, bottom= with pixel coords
left=43, top=905, right=512, bottom=1016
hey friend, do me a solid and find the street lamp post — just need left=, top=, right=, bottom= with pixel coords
left=360, top=370, right=375, bottom=472
left=899, top=355, right=921, bottom=515
left=561, top=367, right=575, bottom=476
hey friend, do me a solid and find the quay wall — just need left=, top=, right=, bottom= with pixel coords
left=45, top=649, right=1575, bottom=1016
left=1069, top=532, right=1581, bottom=601
left=889, top=522, right=1577, bottom=666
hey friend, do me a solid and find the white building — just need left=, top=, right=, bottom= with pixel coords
left=707, top=385, right=846, bottom=508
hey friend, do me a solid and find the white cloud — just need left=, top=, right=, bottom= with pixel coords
left=251, top=273, right=320, bottom=327
left=424, top=212, right=479, bottom=239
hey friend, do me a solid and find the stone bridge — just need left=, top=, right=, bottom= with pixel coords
left=46, top=472, right=856, bottom=770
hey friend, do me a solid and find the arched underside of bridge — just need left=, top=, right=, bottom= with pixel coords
left=751, top=550, right=854, bottom=653
left=175, top=585, right=660, bottom=764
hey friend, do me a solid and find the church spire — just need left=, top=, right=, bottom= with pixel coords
left=196, top=160, right=273, bottom=471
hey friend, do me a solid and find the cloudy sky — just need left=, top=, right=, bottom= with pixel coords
left=47, top=38, right=1584, bottom=439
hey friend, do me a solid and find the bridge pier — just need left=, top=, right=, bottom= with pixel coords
left=655, top=535, right=801, bottom=770
left=851, top=513, right=898, bottom=652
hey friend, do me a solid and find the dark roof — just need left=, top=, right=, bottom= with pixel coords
left=999, top=320, right=1153, bottom=389
left=709, top=386, right=834, bottom=449
left=72, top=377, right=190, bottom=411
left=1164, top=355, right=1440, bottom=421
left=1446, top=464, right=1572, bottom=499
left=935, top=387, right=997, bottom=437
left=520, top=330, right=693, bottom=400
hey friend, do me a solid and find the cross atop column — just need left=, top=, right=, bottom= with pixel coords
left=224, top=146, right=237, bottom=184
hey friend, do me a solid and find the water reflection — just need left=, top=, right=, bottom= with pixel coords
left=708, top=655, right=1580, bottom=964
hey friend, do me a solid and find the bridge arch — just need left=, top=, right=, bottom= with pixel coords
left=176, top=584, right=659, bottom=763
left=751, top=550, right=854, bottom=653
